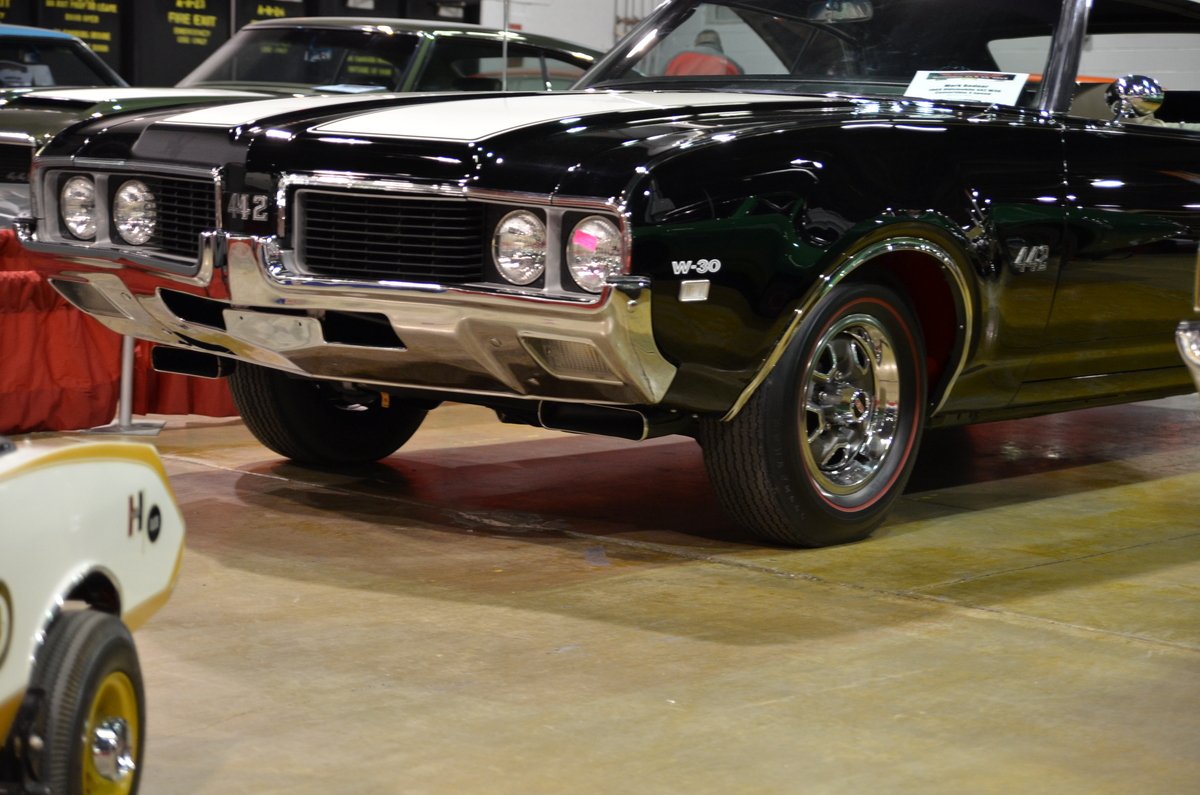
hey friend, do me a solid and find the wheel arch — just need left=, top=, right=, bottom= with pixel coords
left=723, top=230, right=977, bottom=422
left=29, top=567, right=124, bottom=670
left=64, top=568, right=123, bottom=616
left=2, top=567, right=124, bottom=756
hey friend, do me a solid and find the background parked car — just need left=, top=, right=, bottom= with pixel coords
left=0, top=23, right=124, bottom=94
left=0, top=438, right=184, bottom=794
left=178, top=16, right=600, bottom=95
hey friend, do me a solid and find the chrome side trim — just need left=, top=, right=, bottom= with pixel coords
left=14, top=218, right=216, bottom=283
left=37, top=156, right=220, bottom=182
left=722, top=236, right=975, bottom=422
left=0, top=582, right=11, bottom=670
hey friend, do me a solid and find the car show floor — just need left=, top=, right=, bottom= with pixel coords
left=52, top=394, right=1200, bottom=793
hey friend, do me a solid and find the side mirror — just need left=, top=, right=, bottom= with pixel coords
left=1106, top=74, right=1165, bottom=121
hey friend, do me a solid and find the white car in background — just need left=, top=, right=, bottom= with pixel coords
left=0, top=438, right=184, bottom=795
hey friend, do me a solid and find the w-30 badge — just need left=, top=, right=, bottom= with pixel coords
left=671, top=258, right=723, bottom=276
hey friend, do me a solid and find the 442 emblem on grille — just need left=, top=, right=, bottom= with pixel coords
left=227, top=192, right=269, bottom=222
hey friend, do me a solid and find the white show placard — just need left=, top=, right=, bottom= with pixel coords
left=904, top=71, right=1030, bottom=105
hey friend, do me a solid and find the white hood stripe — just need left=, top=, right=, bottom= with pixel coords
left=312, top=92, right=787, bottom=142
left=160, top=94, right=377, bottom=127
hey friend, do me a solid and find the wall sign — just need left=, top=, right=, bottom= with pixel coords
left=0, top=0, right=37, bottom=24
left=235, top=0, right=307, bottom=31
left=130, top=0, right=232, bottom=85
left=36, top=0, right=124, bottom=72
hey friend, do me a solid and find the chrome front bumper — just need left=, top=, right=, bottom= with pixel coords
left=1178, top=320, right=1200, bottom=393
left=17, top=226, right=678, bottom=406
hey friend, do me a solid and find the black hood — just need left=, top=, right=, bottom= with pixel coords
left=46, top=90, right=873, bottom=201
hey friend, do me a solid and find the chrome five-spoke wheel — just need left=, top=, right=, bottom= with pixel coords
left=802, top=314, right=901, bottom=498
left=701, top=282, right=927, bottom=547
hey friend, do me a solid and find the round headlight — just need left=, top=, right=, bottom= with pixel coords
left=567, top=216, right=623, bottom=293
left=113, top=180, right=157, bottom=246
left=60, top=175, right=96, bottom=240
left=493, top=210, right=547, bottom=286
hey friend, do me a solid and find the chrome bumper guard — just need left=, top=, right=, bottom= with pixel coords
left=16, top=223, right=678, bottom=406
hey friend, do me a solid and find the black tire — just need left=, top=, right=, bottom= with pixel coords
left=699, top=282, right=927, bottom=547
left=229, top=363, right=427, bottom=465
left=28, top=610, right=144, bottom=795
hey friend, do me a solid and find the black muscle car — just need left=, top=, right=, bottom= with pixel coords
left=15, top=0, right=1200, bottom=547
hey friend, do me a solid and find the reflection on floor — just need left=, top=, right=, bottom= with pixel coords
left=59, top=395, right=1200, bottom=792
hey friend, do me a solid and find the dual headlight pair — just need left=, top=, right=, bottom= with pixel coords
left=493, top=210, right=622, bottom=293
left=60, top=175, right=157, bottom=245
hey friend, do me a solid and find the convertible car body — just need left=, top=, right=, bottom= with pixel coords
left=0, top=439, right=184, bottom=794
left=16, top=0, right=1200, bottom=547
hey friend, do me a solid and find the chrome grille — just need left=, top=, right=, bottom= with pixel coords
left=297, top=189, right=485, bottom=283
left=141, top=176, right=216, bottom=259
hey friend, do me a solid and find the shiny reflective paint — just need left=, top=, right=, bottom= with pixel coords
left=21, top=0, right=1200, bottom=427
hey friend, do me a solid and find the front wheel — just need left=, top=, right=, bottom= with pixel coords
left=229, top=363, right=428, bottom=465
left=27, top=610, right=144, bottom=795
left=700, top=283, right=927, bottom=547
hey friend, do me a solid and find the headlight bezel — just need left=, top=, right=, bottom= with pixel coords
left=491, top=208, right=548, bottom=287
left=59, top=174, right=97, bottom=241
left=565, top=214, right=624, bottom=294
left=112, top=178, right=158, bottom=246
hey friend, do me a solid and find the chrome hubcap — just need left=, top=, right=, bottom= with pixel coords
left=91, top=717, right=136, bottom=783
left=802, top=314, right=901, bottom=496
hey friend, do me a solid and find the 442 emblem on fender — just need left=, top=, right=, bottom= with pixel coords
left=1010, top=244, right=1050, bottom=273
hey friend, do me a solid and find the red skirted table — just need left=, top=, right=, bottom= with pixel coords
left=0, top=229, right=237, bottom=433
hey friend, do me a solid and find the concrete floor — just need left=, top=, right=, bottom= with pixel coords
left=55, top=395, right=1200, bottom=793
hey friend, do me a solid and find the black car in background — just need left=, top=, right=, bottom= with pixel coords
left=177, top=16, right=600, bottom=94
left=17, top=0, right=1200, bottom=547
left=0, top=23, right=124, bottom=91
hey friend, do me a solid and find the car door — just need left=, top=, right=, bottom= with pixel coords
left=1046, top=124, right=1200, bottom=376
left=1022, top=0, right=1200, bottom=392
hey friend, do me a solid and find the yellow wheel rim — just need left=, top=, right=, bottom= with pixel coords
left=81, top=671, right=139, bottom=795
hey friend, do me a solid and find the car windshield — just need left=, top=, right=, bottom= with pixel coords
left=0, top=39, right=122, bottom=88
left=579, top=0, right=1063, bottom=107
left=178, top=28, right=420, bottom=93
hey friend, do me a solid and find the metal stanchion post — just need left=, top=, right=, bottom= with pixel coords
left=84, top=336, right=165, bottom=436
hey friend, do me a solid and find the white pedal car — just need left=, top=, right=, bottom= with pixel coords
left=0, top=438, right=184, bottom=795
